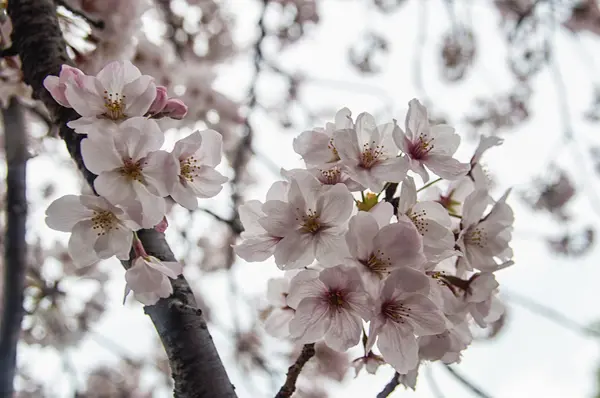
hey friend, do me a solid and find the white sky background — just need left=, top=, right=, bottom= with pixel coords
left=17, top=0, right=600, bottom=397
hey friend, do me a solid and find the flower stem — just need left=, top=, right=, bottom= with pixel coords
left=417, top=177, right=443, bottom=193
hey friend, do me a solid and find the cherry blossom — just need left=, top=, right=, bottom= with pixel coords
left=352, top=351, right=386, bottom=376
left=259, top=177, right=353, bottom=269
left=168, top=130, right=228, bottom=210
left=80, top=117, right=178, bottom=228
left=45, top=194, right=139, bottom=267
left=43, top=64, right=85, bottom=108
left=345, top=211, right=425, bottom=291
left=234, top=200, right=283, bottom=262
left=263, top=274, right=296, bottom=337
left=62, top=60, right=157, bottom=138
left=293, top=107, right=353, bottom=167
left=457, top=189, right=514, bottom=271
left=333, top=112, right=408, bottom=192
left=367, top=268, right=446, bottom=373
left=124, top=256, right=183, bottom=306
left=393, top=99, right=470, bottom=183
left=286, top=266, right=371, bottom=351
left=459, top=272, right=504, bottom=327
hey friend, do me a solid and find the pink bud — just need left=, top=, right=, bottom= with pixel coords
left=148, top=85, right=169, bottom=115
left=162, top=98, right=188, bottom=120
left=43, top=64, right=85, bottom=108
left=154, top=216, right=169, bottom=233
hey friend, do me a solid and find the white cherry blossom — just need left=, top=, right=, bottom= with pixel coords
left=367, top=268, right=447, bottom=373
left=168, top=130, right=228, bottom=210
left=124, top=256, right=183, bottom=305
left=334, top=112, right=408, bottom=192
left=81, top=117, right=178, bottom=228
left=459, top=272, right=504, bottom=327
left=45, top=194, right=139, bottom=267
left=287, top=266, right=372, bottom=351
left=263, top=273, right=297, bottom=338
left=393, top=99, right=470, bottom=183
left=234, top=200, right=283, bottom=262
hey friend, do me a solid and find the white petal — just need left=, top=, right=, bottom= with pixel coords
left=143, top=150, right=179, bottom=197
left=81, top=137, right=122, bottom=174
left=378, top=323, right=419, bottom=374
left=289, top=297, right=331, bottom=343
left=123, top=75, right=156, bottom=116
left=317, top=183, right=353, bottom=225
left=403, top=294, right=447, bottom=336
left=68, top=220, right=100, bottom=267
left=346, top=212, right=378, bottom=260
left=274, top=232, right=315, bottom=269
left=45, top=195, right=93, bottom=232
left=424, top=155, right=470, bottom=180
left=264, top=308, right=295, bottom=338
left=195, top=129, right=224, bottom=167
left=94, top=171, right=135, bottom=205
left=324, top=309, right=362, bottom=351
left=233, top=236, right=279, bottom=262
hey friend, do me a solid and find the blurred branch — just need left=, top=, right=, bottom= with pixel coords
left=442, top=365, right=492, bottom=398
left=6, top=1, right=237, bottom=397
left=503, top=290, right=600, bottom=338
left=156, top=0, right=185, bottom=58
left=198, top=207, right=243, bottom=234
left=0, top=97, right=28, bottom=397
left=275, top=343, right=315, bottom=398
left=376, top=372, right=400, bottom=398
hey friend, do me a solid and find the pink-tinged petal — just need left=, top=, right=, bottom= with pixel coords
left=94, top=171, right=135, bottom=205
left=133, top=291, right=161, bottom=306
left=143, top=150, right=178, bottom=197
left=118, top=117, right=164, bottom=159
left=289, top=297, right=331, bottom=343
left=161, top=99, right=187, bottom=119
left=287, top=269, right=322, bottom=309
left=366, top=317, right=384, bottom=353
left=238, top=200, right=265, bottom=236
left=171, top=181, right=199, bottom=211
left=334, top=107, right=353, bottom=129
left=43, top=75, right=70, bottom=107
left=45, top=195, right=93, bottom=232
left=317, top=183, right=353, bottom=225
left=378, top=323, right=419, bottom=374
left=370, top=157, right=409, bottom=186
left=186, top=167, right=228, bottom=198
left=123, top=76, right=156, bottom=116
left=413, top=201, right=452, bottom=228
left=64, top=75, right=105, bottom=117
left=429, top=125, right=460, bottom=155
left=172, top=131, right=202, bottom=160
left=333, top=129, right=361, bottom=163
left=472, top=135, right=503, bottom=165
left=398, top=176, right=418, bottom=215
left=383, top=268, right=430, bottom=298
left=195, top=129, right=223, bottom=167
left=324, top=310, right=362, bottom=351
left=148, top=86, right=169, bottom=114
left=286, top=179, right=308, bottom=214
left=369, top=202, right=393, bottom=227
left=68, top=220, right=100, bottom=267
left=274, top=232, right=315, bottom=269
left=402, top=294, right=447, bottom=336
left=132, top=182, right=166, bottom=228
left=97, top=61, right=125, bottom=89
left=405, top=99, right=429, bottom=140
left=293, top=130, right=335, bottom=165
left=355, top=112, right=377, bottom=144
left=424, top=155, right=470, bottom=180
left=81, top=138, right=122, bottom=174
left=266, top=180, right=289, bottom=201
left=264, top=308, right=295, bottom=338
left=234, top=236, right=279, bottom=262
left=146, top=257, right=183, bottom=279
left=461, top=190, right=490, bottom=228
left=259, top=200, right=295, bottom=237
left=392, top=125, right=410, bottom=153
left=109, top=227, right=134, bottom=261
left=375, top=221, right=424, bottom=269
left=125, top=257, right=164, bottom=293
left=346, top=212, right=378, bottom=260
left=315, top=232, right=348, bottom=267
left=67, top=117, right=117, bottom=138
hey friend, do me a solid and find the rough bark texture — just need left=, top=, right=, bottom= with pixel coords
left=0, top=98, right=28, bottom=397
left=6, top=1, right=237, bottom=397
left=275, top=343, right=316, bottom=398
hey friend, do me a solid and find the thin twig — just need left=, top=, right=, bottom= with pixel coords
left=54, top=0, right=104, bottom=29
left=274, top=343, right=316, bottom=398
left=442, top=364, right=492, bottom=398
left=0, top=97, right=28, bottom=396
left=376, top=372, right=400, bottom=398
left=198, top=207, right=242, bottom=234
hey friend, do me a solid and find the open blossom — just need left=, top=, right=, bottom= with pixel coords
left=263, top=274, right=297, bottom=337
left=394, top=99, right=470, bottom=183
left=259, top=176, right=353, bottom=269
left=234, top=200, right=283, bottom=262
left=43, top=64, right=85, bottom=108
left=293, top=107, right=353, bottom=167
left=287, top=266, right=371, bottom=351
left=61, top=60, right=157, bottom=138
left=334, top=112, right=408, bottom=192
left=124, top=256, right=183, bottom=305
left=367, top=268, right=446, bottom=373
left=345, top=211, right=425, bottom=290
left=81, top=117, right=178, bottom=228
left=168, top=130, right=228, bottom=210
left=459, top=272, right=504, bottom=327
left=457, top=189, right=514, bottom=271
left=45, top=194, right=139, bottom=267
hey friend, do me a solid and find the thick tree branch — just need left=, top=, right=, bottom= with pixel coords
left=376, top=372, right=400, bottom=398
left=275, top=343, right=315, bottom=398
left=0, top=97, right=28, bottom=396
left=6, top=1, right=236, bottom=397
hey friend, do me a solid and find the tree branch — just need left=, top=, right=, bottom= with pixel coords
left=6, top=1, right=236, bottom=397
left=376, top=372, right=400, bottom=398
left=275, top=343, right=315, bottom=398
left=442, top=364, right=492, bottom=398
left=0, top=97, right=28, bottom=396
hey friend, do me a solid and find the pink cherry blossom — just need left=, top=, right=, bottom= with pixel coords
left=367, top=268, right=447, bottom=373
left=259, top=177, right=353, bottom=269
left=64, top=60, right=156, bottom=139
left=352, top=351, right=386, bottom=376
left=393, top=99, right=470, bottom=183
left=286, top=266, right=371, bottom=351
left=418, top=314, right=472, bottom=363
left=80, top=117, right=178, bottom=228
left=334, top=112, right=408, bottom=192
left=148, top=85, right=168, bottom=115
left=457, top=189, right=514, bottom=271
left=124, top=256, right=183, bottom=305
left=45, top=194, right=139, bottom=267
left=293, top=107, right=353, bottom=167
left=168, top=130, right=228, bottom=210
left=43, top=64, right=85, bottom=108
left=345, top=211, right=425, bottom=291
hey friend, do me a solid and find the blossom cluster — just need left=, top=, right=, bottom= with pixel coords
left=43, top=60, right=228, bottom=305
left=235, top=99, right=514, bottom=383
